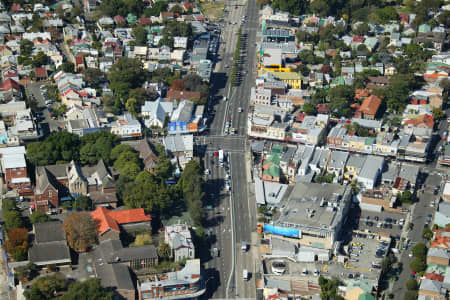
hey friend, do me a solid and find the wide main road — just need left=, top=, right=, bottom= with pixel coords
left=201, top=0, right=257, bottom=299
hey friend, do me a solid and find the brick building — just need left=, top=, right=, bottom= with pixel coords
left=0, top=146, right=32, bottom=195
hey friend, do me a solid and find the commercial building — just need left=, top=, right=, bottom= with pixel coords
left=264, top=182, right=352, bottom=250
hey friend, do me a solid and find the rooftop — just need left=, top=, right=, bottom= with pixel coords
left=275, top=182, right=350, bottom=230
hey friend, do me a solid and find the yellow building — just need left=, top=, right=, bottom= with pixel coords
left=258, top=70, right=302, bottom=89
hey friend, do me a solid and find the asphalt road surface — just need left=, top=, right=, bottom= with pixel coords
left=200, top=0, right=258, bottom=298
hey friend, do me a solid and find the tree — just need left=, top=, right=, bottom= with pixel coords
left=26, top=131, right=80, bottom=166
left=73, top=195, right=93, bottom=211
left=63, top=212, right=98, bottom=252
left=432, top=107, right=445, bottom=120
left=57, top=62, right=75, bottom=73
left=406, top=278, right=418, bottom=291
left=143, top=0, right=168, bottom=17
left=271, top=0, right=305, bottom=15
left=82, top=68, right=103, bottom=89
left=113, top=150, right=142, bottom=171
left=403, top=290, right=418, bottom=300
left=354, top=22, right=369, bottom=36
left=132, top=26, right=148, bottom=46
left=122, top=171, right=172, bottom=215
left=412, top=243, right=428, bottom=260
left=5, top=228, right=28, bottom=261
left=178, top=161, right=205, bottom=226
left=32, top=51, right=48, bottom=67
left=125, top=97, right=138, bottom=115
left=15, top=263, right=38, bottom=282
left=80, top=131, right=120, bottom=165
left=154, top=156, right=173, bottom=179
left=410, top=258, right=426, bottom=273
left=423, top=227, right=433, bottom=240
left=4, top=210, right=24, bottom=231
left=327, top=85, right=355, bottom=118
left=111, top=144, right=137, bottom=161
left=30, top=211, right=52, bottom=224
left=24, top=274, right=66, bottom=300
left=20, top=39, right=34, bottom=56
left=302, top=102, right=317, bottom=115
left=61, top=278, right=113, bottom=300
left=108, top=57, right=147, bottom=100
left=157, top=241, right=171, bottom=260
left=398, top=190, right=413, bottom=204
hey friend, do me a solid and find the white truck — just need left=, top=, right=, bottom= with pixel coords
left=219, top=149, right=224, bottom=163
left=243, top=269, right=249, bottom=280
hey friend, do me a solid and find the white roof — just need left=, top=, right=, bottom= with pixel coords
left=443, top=182, right=450, bottom=196
left=2, top=153, right=26, bottom=169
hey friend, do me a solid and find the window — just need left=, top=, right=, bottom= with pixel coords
left=48, top=190, right=53, bottom=197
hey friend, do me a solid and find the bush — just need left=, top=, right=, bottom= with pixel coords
left=412, top=243, right=428, bottom=260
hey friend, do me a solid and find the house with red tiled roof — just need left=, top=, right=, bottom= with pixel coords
left=91, top=207, right=151, bottom=241
left=11, top=3, right=24, bottom=11
left=183, top=2, right=195, bottom=11
left=166, top=89, right=201, bottom=102
left=75, top=55, right=85, bottom=72
left=114, top=15, right=126, bottom=24
left=35, top=67, right=48, bottom=81
left=403, top=114, right=434, bottom=129
left=354, top=89, right=372, bottom=101
left=138, top=17, right=152, bottom=25
left=399, top=13, right=409, bottom=25
left=354, top=95, right=381, bottom=120
left=0, top=78, right=21, bottom=99
left=316, top=104, right=328, bottom=114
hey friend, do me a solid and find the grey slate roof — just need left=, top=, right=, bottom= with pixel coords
left=95, top=262, right=135, bottom=291
left=427, top=247, right=450, bottom=260
left=34, top=221, right=66, bottom=244
left=29, top=242, right=71, bottom=266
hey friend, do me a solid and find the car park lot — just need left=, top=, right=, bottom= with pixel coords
left=357, top=210, right=408, bottom=238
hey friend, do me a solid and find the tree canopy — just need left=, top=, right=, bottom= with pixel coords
left=108, top=57, right=148, bottom=100
left=30, top=211, right=52, bottom=224
left=24, top=273, right=66, bottom=300
left=63, top=212, right=98, bottom=252
left=61, top=278, right=113, bottom=300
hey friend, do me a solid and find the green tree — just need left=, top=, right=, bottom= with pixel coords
left=403, top=290, right=418, bottom=300
left=423, top=227, right=433, bottom=240
left=354, top=22, right=369, bottom=36
left=122, top=171, right=172, bottom=215
left=61, top=278, right=113, bottom=300
left=4, top=210, right=24, bottom=231
left=412, top=243, right=428, bottom=260
left=157, top=241, right=171, bottom=260
left=125, top=97, right=138, bottom=115
left=20, top=39, right=34, bottom=56
left=80, top=131, right=120, bottom=165
left=271, top=0, right=306, bottom=15
left=432, top=107, right=445, bottom=120
left=178, top=161, right=205, bottom=226
left=30, top=211, right=52, bottom=224
left=26, top=131, right=80, bottom=166
left=32, top=51, right=48, bottom=67
left=132, top=25, right=148, bottom=46
left=73, top=195, right=93, bottom=211
left=406, top=278, right=418, bottom=290
left=113, top=150, right=142, bottom=171
left=82, top=68, right=103, bottom=89
left=410, top=258, right=426, bottom=273
left=154, top=156, right=173, bottom=179
left=302, top=102, right=317, bottom=115
left=108, top=57, right=147, bottom=100
left=143, top=0, right=168, bottom=17
left=327, top=85, right=355, bottom=118
left=398, top=190, right=413, bottom=204
left=111, top=144, right=137, bottom=161
left=57, top=62, right=75, bottom=73
left=24, top=273, right=67, bottom=300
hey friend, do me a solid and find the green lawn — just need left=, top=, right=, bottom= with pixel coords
left=199, top=2, right=225, bottom=21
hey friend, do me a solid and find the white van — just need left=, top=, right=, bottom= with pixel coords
left=243, top=269, right=249, bottom=280
left=241, top=242, right=248, bottom=252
